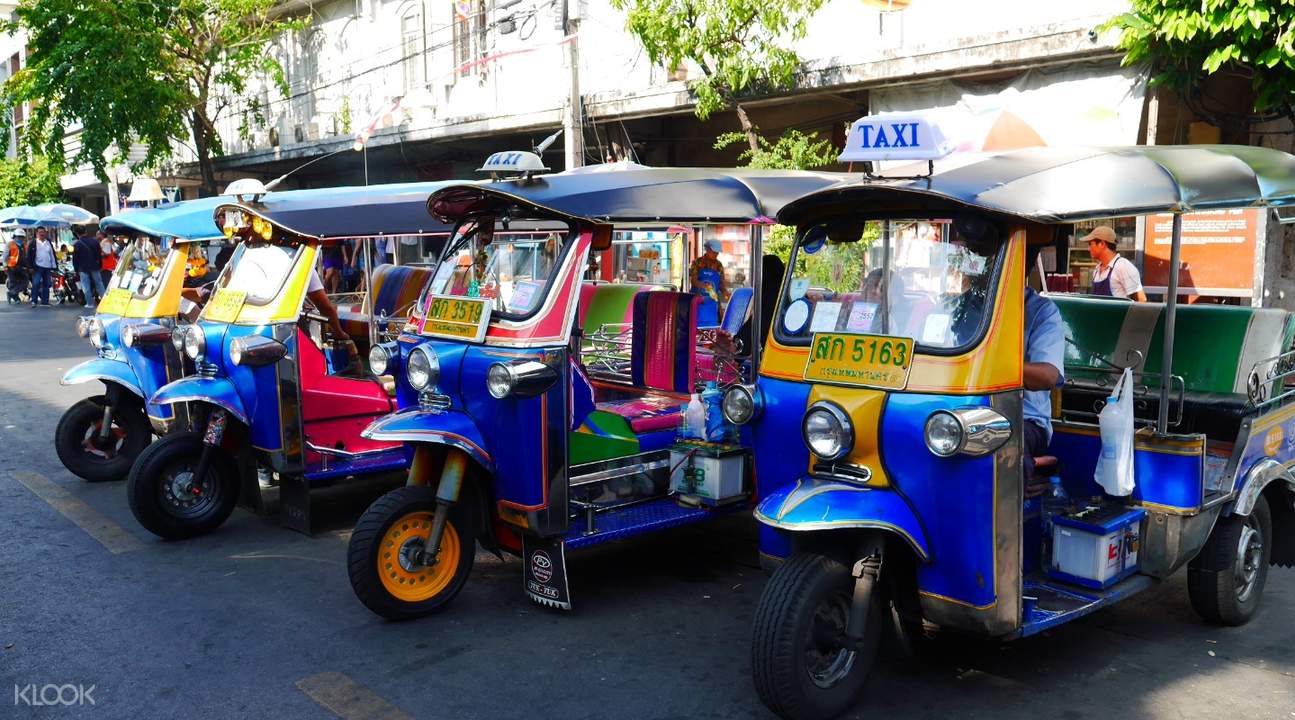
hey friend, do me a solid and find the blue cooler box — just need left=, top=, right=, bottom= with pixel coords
left=1049, top=505, right=1144, bottom=589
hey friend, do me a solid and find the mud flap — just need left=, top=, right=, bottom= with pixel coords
left=523, top=535, right=571, bottom=610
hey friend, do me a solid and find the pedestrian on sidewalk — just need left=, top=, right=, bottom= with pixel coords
left=6, top=229, right=29, bottom=304
left=72, top=225, right=105, bottom=308
left=99, top=231, right=117, bottom=287
left=25, top=227, right=56, bottom=307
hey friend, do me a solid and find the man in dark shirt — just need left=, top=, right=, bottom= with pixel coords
left=72, top=226, right=105, bottom=308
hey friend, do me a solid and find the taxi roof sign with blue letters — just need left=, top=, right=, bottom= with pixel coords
left=838, top=113, right=955, bottom=163
left=478, top=150, right=549, bottom=174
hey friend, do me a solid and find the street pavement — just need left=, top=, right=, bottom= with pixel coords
left=0, top=302, right=1292, bottom=720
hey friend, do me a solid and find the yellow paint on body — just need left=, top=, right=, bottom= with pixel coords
left=806, top=384, right=890, bottom=487
left=235, top=243, right=317, bottom=325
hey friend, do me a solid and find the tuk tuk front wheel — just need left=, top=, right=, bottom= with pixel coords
left=126, top=432, right=240, bottom=540
left=1188, top=495, right=1272, bottom=626
left=347, top=485, right=477, bottom=621
left=753, top=553, right=880, bottom=720
left=55, top=396, right=151, bottom=482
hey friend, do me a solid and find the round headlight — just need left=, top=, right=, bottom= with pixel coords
left=802, top=402, right=853, bottom=461
left=75, top=316, right=92, bottom=338
left=924, top=411, right=964, bottom=457
left=369, top=343, right=394, bottom=376
left=87, top=318, right=105, bottom=349
left=171, top=326, right=187, bottom=353
left=407, top=345, right=439, bottom=391
left=722, top=385, right=757, bottom=425
left=486, top=363, right=513, bottom=399
left=182, top=324, right=205, bottom=360
left=121, top=323, right=138, bottom=349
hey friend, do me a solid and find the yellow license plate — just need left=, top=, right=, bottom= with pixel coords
left=803, top=333, right=914, bottom=390
left=204, top=288, right=247, bottom=323
left=96, top=288, right=133, bottom=316
left=419, top=295, right=490, bottom=342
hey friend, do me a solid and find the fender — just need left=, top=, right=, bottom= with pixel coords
left=755, top=475, right=931, bottom=562
left=150, top=376, right=249, bottom=425
left=1231, top=458, right=1295, bottom=517
left=362, top=408, right=493, bottom=472
left=61, top=357, right=144, bottom=398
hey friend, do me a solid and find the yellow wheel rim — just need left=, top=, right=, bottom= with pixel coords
left=378, top=511, right=461, bottom=603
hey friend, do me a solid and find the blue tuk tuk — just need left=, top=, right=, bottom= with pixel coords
left=56, top=197, right=225, bottom=481
left=729, top=122, right=1295, bottom=719
left=340, top=166, right=843, bottom=619
left=125, top=182, right=456, bottom=538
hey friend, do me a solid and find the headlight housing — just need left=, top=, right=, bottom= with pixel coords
left=802, top=401, right=853, bottom=461
left=230, top=335, right=287, bottom=367
left=407, top=344, right=439, bottom=391
left=85, top=318, right=105, bottom=349
left=721, top=384, right=761, bottom=425
left=486, top=360, right=560, bottom=399
left=924, top=407, right=1011, bottom=458
left=75, top=316, right=93, bottom=338
left=369, top=341, right=398, bottom=376
left=181, top=324, right=205, bottom=361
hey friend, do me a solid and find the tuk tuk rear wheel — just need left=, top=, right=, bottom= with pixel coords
left=753, top=553, right=880, bottom=720
left=347, top=485, right=477, bottom=620
left=126, top=432, right=240, bottom=540
left=55, top=396, right=151, bottom=482
left=1188, top=496, right=1272, bottom=626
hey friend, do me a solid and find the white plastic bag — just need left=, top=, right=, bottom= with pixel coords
left=1095, top=367, right=1136, bottom=496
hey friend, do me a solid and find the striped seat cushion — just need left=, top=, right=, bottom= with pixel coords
left=630, top=291, right=699, bottom=394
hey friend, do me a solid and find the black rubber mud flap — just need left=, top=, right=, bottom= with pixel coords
left=279, top=473, right=313, bottom=535
left=523, top=535, right=571, bottom=610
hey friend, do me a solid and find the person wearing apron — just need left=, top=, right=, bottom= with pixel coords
left=1085, top=225, right=1147, bottom=301
left=690, top=239, right=726, bottom=327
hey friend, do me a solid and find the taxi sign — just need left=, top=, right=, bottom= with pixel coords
left=204, top=288, right=247, bottom=323
left=838, top=112, right=954, bottom=163
left=478, top=151, right=549, bottom=174
left=803, top=332, right=914, bottom=390
left=96, top=288, right=133, bottom=316
left=419, top=294, right=491, bottom=342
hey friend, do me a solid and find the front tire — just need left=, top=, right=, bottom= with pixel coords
left=347, top=485, right=477, bottom=620
left=1188, top=495, right=1272, bottom=626
left=55, top=396, right=152, bottom=482
left=127, top=432, right=240, bottom=540
left=753, top=553, right=881, bottom=720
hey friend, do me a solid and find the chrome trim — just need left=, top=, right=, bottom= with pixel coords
left=1232, top=458, right=1295, bottom=516
left=59, top=372, right=145, bottom=397
left=230, top=334, right=288, bottom=367
left=153, top=394, right=249, bottom=424
left=488, top=359, right=559, bottom=399
left=926, top=406, right=1011, bottom=457
left=802, top=401, right=854, bottom=462
left=122, top=322, right=172, bottom=348
left=304, top=440, right=393, bottom=459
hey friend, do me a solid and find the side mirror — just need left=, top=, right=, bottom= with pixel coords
left=590, top=223, right=613, bottom=252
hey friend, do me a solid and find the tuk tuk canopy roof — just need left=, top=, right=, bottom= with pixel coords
left=217, top=181, right=460, bottom=239
left=428, top=168, right=848, bottom=225
left=100, top=196, right=226, bottom=241
left=779, top=145, right=1295, bottom=226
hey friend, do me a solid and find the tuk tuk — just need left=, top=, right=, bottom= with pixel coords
left=56, top=197, right=226, bottom=481
left=126, top=181, right=456, bottom=539
left=732, top=118, right=1295, bottom=720
left=342, top=164, right=843, bottom=619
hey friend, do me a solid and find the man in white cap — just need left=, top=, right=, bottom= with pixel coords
left=1085, top=225, right=1146, bottom=301
left=690, top=239, right=727, bottom=326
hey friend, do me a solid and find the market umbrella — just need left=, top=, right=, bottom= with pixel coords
left=32, top=203, right=99, bottom=226
left=0, top=205, right=40, bottom=226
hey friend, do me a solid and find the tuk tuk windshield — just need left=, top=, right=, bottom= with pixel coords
left=778, top=219, right=1001, bottom=353
left=420, top=220, right=572, bottom=319
left=213, top=242, right=303, bottom=306
left=108, top=237, right=169, bottom=299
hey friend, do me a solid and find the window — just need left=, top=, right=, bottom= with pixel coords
left=452, top=0, right=485, bottom=78
left=419, top=220, right=573, bottom=320
left=213, top=243, right=303, bottom=307
left=400, top=9, right=423, bottom=92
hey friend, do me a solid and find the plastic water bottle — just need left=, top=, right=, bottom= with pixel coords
left=684, top=394, right=706, bottom=440
left=1041, top=477, right=1070, bottom=572
left=702, top=381, right=726, bottom=441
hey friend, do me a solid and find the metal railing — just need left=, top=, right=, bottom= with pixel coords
left=1246, top=347, right=1295, bottom=409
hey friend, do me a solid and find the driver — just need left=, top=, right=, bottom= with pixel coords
left=305, top=270, right=358, bottom=368
left=1023, top=278, right=1065, bottom=480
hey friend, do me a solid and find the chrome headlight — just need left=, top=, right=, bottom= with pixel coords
left=722, top=384, right=761, bottom=425
left=407, top=344, right=439, bottom=391
left=486, top=360, right=559, bottom=399
left=86, top=318, right=105, bottom=349
left=121, top=323, right=139, bottom=349
left=230, top=335, right=287, bottom=367
left=181, top=324, right=205, bottom=361
left=802, top=401, right=853, bottom=461
left=171, top=325, right=187, bottom=353
left=924, top=407, right=1011, bottom=458
left=75, top=315, right=93, bottom=338
left=369, top=341, right=398, bottom=376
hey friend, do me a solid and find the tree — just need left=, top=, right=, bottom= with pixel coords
left=610, top=0, right=825, bottom=152
left=0, top=156, right=63, bottom=207
left=1104, top=0, right=1295, bottom=137
left=2, top=0, right=297, bottom=196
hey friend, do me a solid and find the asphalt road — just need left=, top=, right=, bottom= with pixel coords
left=1, top=302, right=1292, bottom=720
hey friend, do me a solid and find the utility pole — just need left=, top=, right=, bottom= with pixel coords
left=562, top=0, right=583, bottom=170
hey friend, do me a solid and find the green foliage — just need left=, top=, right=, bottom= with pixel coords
left=1, top=0, right=298, bottom=192
left=1104, top=0, right=1295, bottom=123
left=0, top=156, right=63, bottom=207
left=610, top=0, right=825, bottom=121
left=714, top=128, right=837, bottom=169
